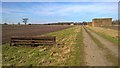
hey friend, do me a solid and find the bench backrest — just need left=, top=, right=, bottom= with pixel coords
left=11, top=36, right=56, bottom=41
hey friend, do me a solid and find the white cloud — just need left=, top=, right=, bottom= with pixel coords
left=3, top=8, right=25, bottom=14
left=3, top=2, right=117, bottom=17
left=27, top=3, right=117, bottom=16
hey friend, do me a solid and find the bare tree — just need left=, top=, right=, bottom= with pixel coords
left=23, top=18, right=28, bottom=25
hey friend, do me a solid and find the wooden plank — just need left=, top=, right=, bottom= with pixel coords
left=11, top=36, right=55, bottom=40
left=10, top=36, right=56, bottom=46
left=12, top=42, right=55, bottom=45
left=11, top=39, right=55, bottom=42
left=11, top=36, right=55, bottom=38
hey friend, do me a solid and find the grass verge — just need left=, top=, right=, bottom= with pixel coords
left=87, top=27, right=119, bottom=45
left=2, top=26, right=83, bottom=66
left=66, top=26, right=84, bottom=66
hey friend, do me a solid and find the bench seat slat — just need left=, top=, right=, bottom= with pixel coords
left=11, top=40, right=54, bottom=42
left=12, top=42, right=54, bottom=44
left=11, top=36, right=55, bottom=39
left=10, top=36, right=56, bottom=46
left=11, top=38, right=55, bottom=40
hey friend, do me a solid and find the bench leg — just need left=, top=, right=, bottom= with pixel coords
left=31, top=44, right=34, bottom=47
left=10, top=41, right=12, bottom=46
left=10, top=44, right=11, bottom=46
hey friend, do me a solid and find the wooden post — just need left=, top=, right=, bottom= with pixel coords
left=10, top=40, right=12, bottom=46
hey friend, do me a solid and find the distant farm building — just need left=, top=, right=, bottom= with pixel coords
left=44, top=22, right=81, bottom=25
left=57, top=22, right=74, bottom=25
left=92, top=18, right=112, bottom=27
left=45, top=22, right=81, bottom=25
left=70, top=23, right=74, bottom=25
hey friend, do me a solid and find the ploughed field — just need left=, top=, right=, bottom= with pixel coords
left=2, top=25, right=72, bottom=44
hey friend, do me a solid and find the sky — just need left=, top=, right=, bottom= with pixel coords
left=1, top=2, right=118, bottom=24
left=1, top=0, right=120, bottom=2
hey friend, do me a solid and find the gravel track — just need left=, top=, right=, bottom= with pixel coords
left=82, top=26, right=115, bottom=66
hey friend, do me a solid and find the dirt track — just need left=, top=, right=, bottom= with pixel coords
left=86, top=27, right=118, bottom=58
left=82, top=26, right=118, bottom=66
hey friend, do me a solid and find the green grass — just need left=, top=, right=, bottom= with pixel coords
left=67, top=27, right=83, bottom=66
left=2, top=26, right=83, bottom=66
left=61, top=26, right=83, bottom=66
left=87, top=27, right=119, bottom=45
left=2, top=45, right=52, bottom=66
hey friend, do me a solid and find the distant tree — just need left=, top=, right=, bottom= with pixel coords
left=83, top=21, right=87, bottom=25
left=28, top=23, right=31, bottom=25
left=112, top=20, right=120, bottom=25
left=3, top=23, right=8, bottom=25
left=23, top=18, right=28, bottom=25
left=18, top=22, right=20, bottom=25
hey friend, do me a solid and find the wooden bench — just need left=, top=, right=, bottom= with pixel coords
left=10, top=36, right=56, bottom=46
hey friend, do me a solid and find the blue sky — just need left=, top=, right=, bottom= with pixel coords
left=2, top=0, right=119, bottom=2
left=2, top=2, right=118, bottom=24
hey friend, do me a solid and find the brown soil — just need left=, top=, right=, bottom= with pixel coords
left=2, top=25, right=72, bottom=44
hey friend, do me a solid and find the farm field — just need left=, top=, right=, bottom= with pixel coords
left=2, top=25, right=118, bottom=66
left=2, top=2, right=119, bottom=67
left=99, top=26, right=120, bottom=31
left=2, top=26, right=83, bottom=66
left=2, top=25, right=72, bottom=44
